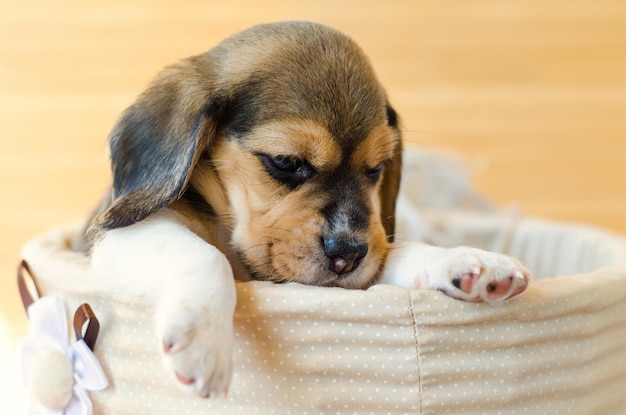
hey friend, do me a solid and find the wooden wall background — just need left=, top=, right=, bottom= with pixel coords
left=1, top=0, right=625, bottom=406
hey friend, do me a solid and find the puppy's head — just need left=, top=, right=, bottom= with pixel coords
left=92, top=21, right=402, bottom=289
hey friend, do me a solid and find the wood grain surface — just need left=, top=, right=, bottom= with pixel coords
left=1, top=0, right=625, bottom=406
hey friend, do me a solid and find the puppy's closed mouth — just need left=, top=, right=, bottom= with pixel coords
left=238, top=237, right=381, bottom=289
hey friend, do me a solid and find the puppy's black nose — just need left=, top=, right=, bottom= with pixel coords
left=322, top=236, right=368, bottom=275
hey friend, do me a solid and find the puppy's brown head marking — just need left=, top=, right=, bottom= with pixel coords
left=90, top=20, right=402, bottom=289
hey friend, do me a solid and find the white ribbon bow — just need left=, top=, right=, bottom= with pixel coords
left=19, top=296, right=108, bottom=415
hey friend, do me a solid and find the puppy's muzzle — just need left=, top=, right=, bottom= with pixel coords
left=322, top=235, right=368, bottom=275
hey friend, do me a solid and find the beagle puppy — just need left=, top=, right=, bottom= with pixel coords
left=83, top=21, right=530, bottom=398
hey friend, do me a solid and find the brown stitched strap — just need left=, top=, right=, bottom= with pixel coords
left=17, top=260, right=43, bottom=312
left=73, top=303, right=100, bottom=351
left=18, top=261, right=100, bottom=350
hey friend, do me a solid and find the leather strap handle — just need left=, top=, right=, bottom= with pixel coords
left=73, top=303, right=100, bottom=351
left=17, top=260, right=42, bottom=310
left=17, top=260, right=101, bottom=351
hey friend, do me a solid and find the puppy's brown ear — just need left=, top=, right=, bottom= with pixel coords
left=91, top=59, right=223, bottom=232
left=379, top=105, right=403, bottom=243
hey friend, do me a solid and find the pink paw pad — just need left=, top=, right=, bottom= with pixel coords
left=162, top=338, right=186, bottom=354
left=486, top=278, right=514, bottom=300
left=452, top=266, right=481, bottom=294
left=506, top=274, right=530, bottom=299
left=175, top=372, right=195, bottom=385
left=453, top=267, right=529, bottom=302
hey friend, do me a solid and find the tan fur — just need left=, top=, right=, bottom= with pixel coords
left=352, top=123, right=400, bottom=170
left=239, top=120, right=342, bottom=169
left=86, top=21, right=403, bottom=289
left=189, top=117, right=392, bottom=288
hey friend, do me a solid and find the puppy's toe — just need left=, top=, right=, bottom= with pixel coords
left=485, top=271, right=529, bottom=301
left=159, top=309, right=234, bottom=398
left=175, top=371, right=196, bottom=385
left=477, top=256, right=531, bottom=303
left=451, top=265, right=481, bottom=295
left=162, top=337, right=187, bottom=354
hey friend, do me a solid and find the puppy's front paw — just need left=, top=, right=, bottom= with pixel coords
left=430, top=248, right=531, bottom=303
left=381, top=244, right=531, bottom=303
left=159, top=306, right=234, bottom=398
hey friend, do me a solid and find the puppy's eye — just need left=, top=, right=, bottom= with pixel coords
left=366, top=163, right=384, bottom=182
left=257, top=153, right=316, bottom=189
left=270, top=155, right=301, bottom=173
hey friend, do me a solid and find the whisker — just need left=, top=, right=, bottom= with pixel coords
left=267, top=263, right=290, bottom=282
left=240, top=242, right=269, bottom=255
left=246, top=255, right=273, bottom=271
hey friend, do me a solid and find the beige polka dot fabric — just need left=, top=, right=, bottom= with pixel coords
left=21, top=216, right=626, bottom=414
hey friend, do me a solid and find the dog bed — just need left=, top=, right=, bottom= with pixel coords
left=19, top=150, right=626, bottom=414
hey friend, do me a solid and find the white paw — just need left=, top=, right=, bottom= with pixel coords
left=428, top=247, right=531, bottom=303
left=158, top=305, right=234, bottom=398
left=381, top=243, right=531, bottom=303
left=89, top=210, right=237, bottom=397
